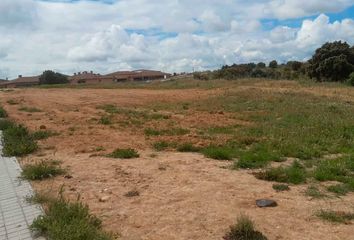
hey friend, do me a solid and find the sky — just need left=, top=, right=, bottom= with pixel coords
left=0, top=0, right=354, bottom=79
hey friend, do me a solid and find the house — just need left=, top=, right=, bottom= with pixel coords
left=70, top=70, right=171, bottom=85
left=0, top=75, right=40, bottom=88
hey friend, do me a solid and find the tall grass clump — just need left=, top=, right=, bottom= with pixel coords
left=202, top=145, right=235, bottom=160
left=223, top=215, right=267, bottom=240
left=255, top=161, right=306, bottom=184
left=0, top=106, right=8, bottom=118
left=31, top=194, right=112, bottom=240
left=107, top=148, right=139, bottom=159
left=21, top=161, right=65, bottom=180
left=2, top=123, right=38, bottom=156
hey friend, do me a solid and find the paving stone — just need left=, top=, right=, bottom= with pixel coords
left=0, top=131, right=44, bottom=240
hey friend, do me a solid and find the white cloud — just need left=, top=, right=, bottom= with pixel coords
left=0, top=0, right=354, bottom=78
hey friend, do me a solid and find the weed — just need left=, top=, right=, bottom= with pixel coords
left=144, top=128, right=161, bottom=136
left=18, top=106, right=42, bottom=112
left=202, top=145, right=235, bottom=160
left=144, top=127, right=190, bottom=136
left=99, top=115, right=112, bottom=125
left=272, top=184, right=290, bottom=192
left=6, top=99, right=19, bottom=105
left=326, top=184, right=352, bottom=196
left=3, top=123, right=38, bottom=156
left=107, top=148, right=139, bottom=159
left=305, top=185, right=327, bottom=199
left=223, top=214, right=267, bottom=240
left=0, top=119, right=15, bottom=130
left=26, top=192, right=53, bottom=204
left=316, top=210, right=354, bottom=224
left=177, top=143, right=200, bottom=152
left=124, top=190, right=140, bottom=197
left=32, top=130, right=58, bottom=140
left=21, top=161, right=65, bottom=180
left=31, top=195, right=111, bottom=240
left=153, top=141, right=170, bottom=151
left=236, top=145, right=281, bottom=169
left=313, top=156, right=354, bottom=182
left=0, top=106, right=8, bottom=118
left=255, top=161, right=306, bottom=184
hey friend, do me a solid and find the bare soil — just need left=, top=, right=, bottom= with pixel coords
left=1, top=81, right=354, bottom=240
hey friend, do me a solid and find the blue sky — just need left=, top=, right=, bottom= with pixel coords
left=0, top=0, right=353, bottom=78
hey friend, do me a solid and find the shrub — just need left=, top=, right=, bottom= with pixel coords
left=31, top=196, right=111, bottom=240
left=3, top=124, right=38, bottom=156
left=223, top=215, right=267, bottom=240
left=255, top=161, right=306, bottom=184
left=0, top=106, right=7, bottom=118
left=177, top=143, right=200, bottom=152
left=107, top=148, right=139, bottom=159
left=202, top=146, right=234, bottom=160
left=21, top=161, right=65, bottom=180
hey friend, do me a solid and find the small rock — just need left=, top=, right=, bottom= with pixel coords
left=99, top=196, right=111, bottom=202
left=64, top=175, right=73, bottom=179
left=256, top=199, right=278, bottom=208
left=39, top=125, right=47, bottom=130
left=69, top=187, right=76, bottom=192
left=124, top=191, right=140, bottom=198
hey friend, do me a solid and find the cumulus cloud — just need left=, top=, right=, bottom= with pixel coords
left=0, top=0, right=354, bottom=78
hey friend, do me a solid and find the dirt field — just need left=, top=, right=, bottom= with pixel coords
left=1, top=80, right=354, bottom=240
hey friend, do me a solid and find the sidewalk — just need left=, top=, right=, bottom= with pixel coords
left=0, top=134, right=44, bottom=240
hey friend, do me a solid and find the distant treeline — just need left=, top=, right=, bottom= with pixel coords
left=194, top=41, right=354, bottom=84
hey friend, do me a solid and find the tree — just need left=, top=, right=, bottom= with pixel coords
left=286, top=61, right=303, bottom=71
left=39, top=70, right=69, bottom=85
left=257, top=62, right=266, bottom=68
left=269, top=60, right=278, bottom=69
left=308, top=41, right=354, bottom=82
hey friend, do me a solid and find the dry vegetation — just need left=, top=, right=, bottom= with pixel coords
left=1, top=78, right=354, bottom=240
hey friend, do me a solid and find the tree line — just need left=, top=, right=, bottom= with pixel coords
left=194, top=41, right=354, bottom=84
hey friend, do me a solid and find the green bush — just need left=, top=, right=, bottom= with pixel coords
left=31, top=197, right=111, bottom=240
left=107, top=148, right=139, bottom=159
left=3, top=124, right=38, bottom=156
left=99, top=115, right=112, bottom=125
left=223, top=215, right=267, bottom=240
left=21, top=161, right=65, bottom=180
